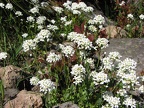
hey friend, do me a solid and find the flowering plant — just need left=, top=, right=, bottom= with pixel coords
left=0, top=0, right=144, bottom=108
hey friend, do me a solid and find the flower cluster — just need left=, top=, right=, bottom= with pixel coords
left=30, top=77, right=55, bottom=94
left=0, top=2, right=13, bottom=10
left=0, top=52, right=8, bottom=60
left=15, top=11, right=23, bottom=17
left=70, top=64, right=86, bottom=85
left=29, top=6, right=39, bottom=14
left=91, top=70, right=110, bottom=85
left=139, top=14, right=144, bottom=20
left=22, top=33, right=28, bottom=38
left=46, top=52, right=61, bottom=63
left=0, top=3, right=5, bottom=8
left=59, top=44, right=75, bottom=57
left=127, top=13, right=134, bottom=20
left=85, top=58, right=95, bottom=69
left=118, top=58, right=137, bottom=72
left=123, top=96, right=136, bottom=108
left=53, top=6, right=64, bottom=14
left=5, top=3, right=13, bottom=10
left=47, top=24, right=59, bottom=31
left=63, top=1, right=94, bottom=14
left=22, top=39, right=37, bottom=52
left=36, top=16, right=46, bottom=25
left=103, top=94, right=120, bottom=108
left=38, top=79, right=55, bottom=94
left=67, top=32, right=93, bottom=50
left=30, top=76, right=39, bottom=86
left=35, top=29, right=51, bottom=42
left=102, top=52, right=122, bottom=70
left=88, top=25, right=97, bottom=32
left=96, top=38, right=109, bottom=49
left=119, top=1, right=125, bottom=6
left=27, top=16, right=35, bottom=22
left=88, top=15, right=105, bottom=26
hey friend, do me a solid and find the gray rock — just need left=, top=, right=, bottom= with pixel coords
left=53, top=101, right=79, bottom=108
left=4, top=88, right=19, bottom=104
left=0, top=65, right=22, bottom=89
left=103, top=38, right=144, bottom=74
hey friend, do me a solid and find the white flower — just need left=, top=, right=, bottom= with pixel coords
left=71, top=64, right=86, bottom=77
left=38, top=79, right=55, bottom=94
left=22, top=39, right=37, bottom=52
left=119, top=1, right=125, bottom=6
left=79, top=51, right=86, bottom=59
left=35, top=29, right=51, bottom=42
left=138, top=85, right=144, bottom=93
left=72, top=10, right=81, bottom=15
left=27, top=16, right=35, bottom=22
left=71, top=2, right=79, bottom=10
left=91, top=70, right=110, bottom=85
left=73, top=75, right=83, bottom=85
left=60, top=16, right=67, bottom=22
left=88, top=19, right=95, bottom=25
left=126, top=24, right=131, bottom=28
left=53, top=6, right=63, bottom=14
left=127, top=13, right=134, bottom=20
left=118, top=58, right=137, bottom=72
left=15, top=11, right=23, bottom=16
left=85, top=58, right=95, bottom=69
left=101, top=104, right=111, bottom=108
left=41, top=2, right=48, bottom=7
left=103, top=94, right=120, bottom=108
left=29, top=6, right=39, bottom=14
left=22, top=33, right=28, bottom=38
left=36, top=16, right=46, bottom=25
left=117, top=89, right=127, bottom=97
left=108, top=52, right=122, bottom=61
left=50, top=19, right=55, bottom=24
left=60, top=33, right=66, bottom=37
left=63, top=1, right=72, bottom=10
left=78, top=2, right=87, bottom=9
left=64, top=20, right=72, bottom=26
left=67, top=32, right=93, bottom=50
left=123, top=97, right=136, bottom=108
left=96, top=38, right=109, bottom=49
left=121, top=72, right=138, bottom=86
left=71, top=64, right=86, bottom=85
left=30, top=77, right=39, bottom=86
left=102, top=57, right=114, bottom=70
left=142, top=76, right=144, bottom=81
left=99, top=25, right=103, bottom=29
left=47, top=24, right=58, bottom=31
left=5, top=3, right=13, bottom=10
left=82, top=6, right=94, bottom=13
left=30, top=0, right=39, bottom=3
left=139, top=14, right=144, bottom=20
left=59, top=44, right=75, bottom=57
left=37, top=25, right=44, bottom=30
left=88, top=25, right=97, bottom=32
left=46, top=52, right=61, bottom=63
left=0, top=3, right=5, bottom=8
left=92, top=15, right=105, bottom=25
left=0, top=52, right=7, bottom=60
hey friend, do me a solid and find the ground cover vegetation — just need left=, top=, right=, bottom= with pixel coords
left=0, top=0, right=144, bottom=107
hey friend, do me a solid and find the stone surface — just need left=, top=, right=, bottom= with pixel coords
left=53, top=101, right=79, bottom=108
left=4, top=88, right=19, bottom=104
left=4, top=90, right=43, bottom=108
left=0, top=65, right=21, bottom=89
left=103, top=38, right=144, bottom=74
left=104, top=25, right=127, bottom=38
